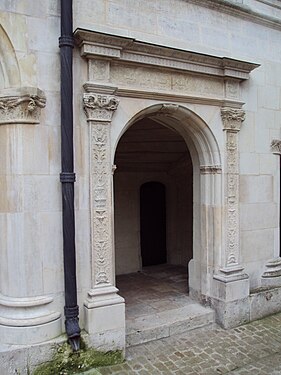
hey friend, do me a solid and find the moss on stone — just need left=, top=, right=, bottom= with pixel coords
left=32, top=341, right=124, bottom=375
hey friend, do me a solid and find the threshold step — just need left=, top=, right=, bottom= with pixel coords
left=126, top=303, right=215, bottom=347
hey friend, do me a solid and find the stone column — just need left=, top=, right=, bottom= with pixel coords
left=0, top=87, right=61, bottom=345
left=211, top=107, right=250, bottom=328
left=83, top=93, right=125, bottom=350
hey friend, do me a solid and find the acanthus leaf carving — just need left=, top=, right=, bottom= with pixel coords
left=0, top=92, right=46, bottom=125
left=221, top=107, right=245, bottom=132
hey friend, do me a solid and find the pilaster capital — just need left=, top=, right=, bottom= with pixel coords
left=221, top=107, right=245, bottom=132
left=0, top=87, right=46, bottom=125
left=271, top=139, right=281, bottom=155
left=83, top=93, right=119, bottom=122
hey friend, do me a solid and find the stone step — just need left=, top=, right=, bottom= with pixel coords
left=126, top=303, right=215, bottom=347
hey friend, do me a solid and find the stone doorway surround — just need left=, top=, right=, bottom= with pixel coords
left=74, top=29, right=259, bottom=350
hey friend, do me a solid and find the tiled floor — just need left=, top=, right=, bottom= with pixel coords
left=117, top=264, right=189, bottom=319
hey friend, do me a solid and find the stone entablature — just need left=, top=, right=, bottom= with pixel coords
left=0, top=87, right=46, bottom=125
left=75, top=29, right=259, bottom=107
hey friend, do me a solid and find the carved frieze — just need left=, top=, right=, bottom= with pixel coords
left=83, top=93, right=119, bottom=122
left=0, top=90, right=46, bottom=125
left=110, top=64, right=224, bottom=99
left=271, top=139, right=281, bottom=155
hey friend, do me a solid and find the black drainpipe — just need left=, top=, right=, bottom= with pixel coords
left=59, top=0, right=81, bottom=351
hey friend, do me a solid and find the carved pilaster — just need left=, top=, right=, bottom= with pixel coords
left=83, top=93, right=121, bottom=295
left=0, top=88, right=46, bottom=125
left=83, top=93, right=125, bottom=347
left=216, top=107, right=248, bottom=281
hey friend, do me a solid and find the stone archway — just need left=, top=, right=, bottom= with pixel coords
left=113, top=103, right=222, bottom=301
left=79, top=29, right=258, bottom=348
left=113, top=115, right=193, bottom=279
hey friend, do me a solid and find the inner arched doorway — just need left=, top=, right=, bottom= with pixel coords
left=114, top=117, right=193, bottom=280
left=140, top=181, right=167, bottom=267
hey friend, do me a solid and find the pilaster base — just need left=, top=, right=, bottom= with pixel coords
left=261, top=257, right=281, bottom=288
left=210, top=275, right=250, bottom=328
left=84, top=286, right=125, bottom=351
left=209, top=297, right=250, bottom=329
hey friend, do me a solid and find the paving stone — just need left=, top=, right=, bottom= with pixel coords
left=80, top=312, right=281, bottom=374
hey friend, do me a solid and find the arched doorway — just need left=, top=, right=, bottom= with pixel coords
left=113, top=112, right=215, bottom=345
left=114, top=117, right=193, bottom=279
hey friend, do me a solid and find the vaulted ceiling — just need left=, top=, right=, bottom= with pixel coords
left=114, top=118, right=192, bottom=173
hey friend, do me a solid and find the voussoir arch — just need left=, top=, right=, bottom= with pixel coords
left=113, top=103, right=222, bottom=170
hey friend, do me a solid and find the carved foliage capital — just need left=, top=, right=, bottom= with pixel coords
left=200, top=165, right=222, bottom=174
left=83, top=93, right=119, bottom=122
left=271, top=139, right=281, bottom=155
left=0, top=90, right=46, bottom=125
left=221, top=107, right=245, bottom=132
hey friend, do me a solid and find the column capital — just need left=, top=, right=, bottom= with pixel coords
left=83, top=93, right=119, bottom=122
left=221, top=107, right=245, bottom=132
left=271, top=139, right=281, bottom=155
left=0, top=87, right=46, bottom=125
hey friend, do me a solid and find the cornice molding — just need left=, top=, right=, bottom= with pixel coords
left=188, top=0, right=281, bottom=31
left=0, top=87, right=46, bottom=125
left=74, top=29, right=259, bottom=81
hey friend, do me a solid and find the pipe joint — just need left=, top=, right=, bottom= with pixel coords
left=59, top=35, right=74, bottom=48
left=60, top=172, right=76, bottom=183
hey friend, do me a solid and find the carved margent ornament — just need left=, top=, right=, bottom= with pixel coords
left=83, top=93, right=119, bottom=122
left=0, top=91, right=46, bottom=125
left=221, top=107, right=245, bottom=131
